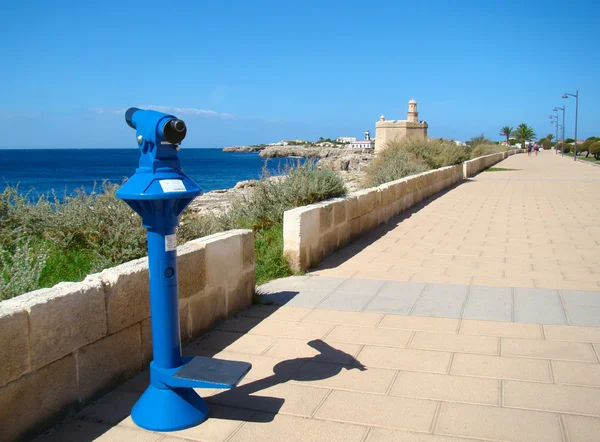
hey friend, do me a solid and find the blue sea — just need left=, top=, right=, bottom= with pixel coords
left=0, top=149, right=302, bottom=198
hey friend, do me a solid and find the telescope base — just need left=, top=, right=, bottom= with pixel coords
left=131, top=385, right=209, bottom=432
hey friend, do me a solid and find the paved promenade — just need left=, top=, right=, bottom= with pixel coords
left=35, top=152, right=600, bottom=442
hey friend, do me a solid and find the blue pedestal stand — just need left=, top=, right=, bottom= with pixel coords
left=117, top=108, right=251, bottom=431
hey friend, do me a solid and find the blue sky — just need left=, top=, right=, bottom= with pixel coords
left=0, top=0, right=598, bottom=149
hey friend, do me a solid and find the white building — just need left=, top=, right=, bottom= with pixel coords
left=350, top=130, right=375, bottom=149
left=336, top=136, right=356, bottom=144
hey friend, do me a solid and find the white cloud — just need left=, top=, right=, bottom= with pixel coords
left=90, top=105, right=237, bottom=119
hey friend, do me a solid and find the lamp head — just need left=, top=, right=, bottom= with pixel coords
left=562, top=94, right=569, bottom=99
left=553, top=107, right=558, bottom=111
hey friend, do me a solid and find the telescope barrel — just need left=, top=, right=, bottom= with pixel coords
left=125, top=107, right=140, bottom=129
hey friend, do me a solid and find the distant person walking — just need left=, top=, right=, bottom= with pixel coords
left=534, top=143, right=539, bottom=156
left=527, top=142, right=532, bottom=156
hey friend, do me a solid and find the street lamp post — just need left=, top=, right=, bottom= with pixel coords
left=553, top=106, right=566, bottom=156
left=549, top=114, right=559, bottom=154
left=562, top=90, right=579, bottom=161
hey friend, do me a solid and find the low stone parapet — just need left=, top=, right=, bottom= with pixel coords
left=0, top=229, right=254, bottom=441
left=284, top=164, right=464, bottom=271
left=463, top=149, right=523, bottom=177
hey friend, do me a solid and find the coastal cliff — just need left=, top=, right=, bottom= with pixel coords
left=223, top=146, right=264, bottom=152
left=259, top=146, right=373, bottom=159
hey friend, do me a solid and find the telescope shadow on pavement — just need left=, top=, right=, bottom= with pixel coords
left=200, top=339, right=366, bottom=422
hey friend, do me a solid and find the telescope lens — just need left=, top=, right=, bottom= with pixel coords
left=163, top=119, right=187, bottom=144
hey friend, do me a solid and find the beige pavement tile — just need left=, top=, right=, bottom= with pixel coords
left=409, top=332, right=499, bottom=355
left=390, top=371, right=499, bottom=405
left=562, top=415, right=600, bottom=442
left=247, top=319, right=332, bottom=340
left=471, top=276, right=535, bottom=288
left=436, top=402, right=562, bottom=442
left=503, top=380, right=600, bottom=416
left=552, top=360, right=600, bottom=387
left=366, top=428, right=479, bottom=442
left=316, top=390, right=438, bottom=432
left=290, top=361, right=396, bottom=394
left=411, top=274, right=472, bottom=285
left=378, top=315, right=459, bottom=333
left=450, top=353, right=552, bottom=382
left=237, top=305, right=312, bottom=322
left=208, top=379, right=329, bottom=417
left=543, top=324, right=600, bottom=343
left=195, top=331, right=278, bottom=355
left=229, top=413, right=367, bottom=442
left=445, top=267, right=504, bottom=278
left=161, top=405, right=252, bottom=442
left=263, top=338, right=362, bottom=364
left=460, top=320, right=543, bottom=339
left=326, top=325, right=412, bottom=347
left=358, top=346, right=451, bottom=373
left=33, top=419, right=159, bottom=442
left=310, top=268, right=358, bottom=278
left=302, top=309, right=383, bottom=327
left=502, top=337, right=597, bottom=361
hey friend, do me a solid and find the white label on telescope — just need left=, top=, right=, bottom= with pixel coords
left=159, top=180, right=186, bottom=193
left=165, top=234, right=177, bottom=252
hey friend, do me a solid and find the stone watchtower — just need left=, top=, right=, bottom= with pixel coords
left=374, top=99, right=428, bottom=153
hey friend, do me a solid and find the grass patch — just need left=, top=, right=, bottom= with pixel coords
left=484, top=167, right=520, bottom=172
left=1, top=162, right=346, bottom=300
left=564, top=152, right=600, bottom=164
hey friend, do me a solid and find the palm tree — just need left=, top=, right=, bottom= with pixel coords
left=513, top=123, right=536, bottom=149
left=546, top=133, right=554, bottom=143
left=499, top=126, right=514, bottom=148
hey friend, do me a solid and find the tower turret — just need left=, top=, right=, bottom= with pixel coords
left=407, top=99, right=418, bottom=123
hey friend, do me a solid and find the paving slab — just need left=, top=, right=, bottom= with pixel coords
left=36, top=153, right=600, bottom=442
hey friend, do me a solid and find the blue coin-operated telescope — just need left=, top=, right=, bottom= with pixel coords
left=117, top=108, right=251, bottom=432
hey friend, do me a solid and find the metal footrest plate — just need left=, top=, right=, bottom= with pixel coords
left=173, top=357, right=251, bottom=388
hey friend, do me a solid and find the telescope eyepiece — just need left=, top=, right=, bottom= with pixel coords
left=163, top=119, right=187, bottom=144
left=125, top=107, right=140, bottom=129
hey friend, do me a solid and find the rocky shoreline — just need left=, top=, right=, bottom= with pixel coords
left=187, top=145, right=375, bottom=215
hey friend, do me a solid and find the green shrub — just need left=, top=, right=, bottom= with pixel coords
left=1, top=163, right=347, bottom=299
left=363, top=144, right=429, bottom=187
left=400, top=139, right=469, bottom=169
left=542, top=139, right=552, bottom=150
left=469, top=143, right=504, bottom=159
left=562, top=144, right=572, bottom=154
left=590, top=142, right=600, bottom=160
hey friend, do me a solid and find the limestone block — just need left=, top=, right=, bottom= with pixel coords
left=0, top=300, right=30, bottom=386
left=26, top=277, right=107, bottom=370
left=355, top=189, right=377, bottom=217
left=101, top=257, right=150, bottom=334
left=308, top=243, right=325, bottom=268
left=201, top=230, right=247, bottom=288
left=177, top=242, right=206, bottom=299
left=141, top=318, right=152, bottom=367
left=323, top=228, right=339, bottom=256
left=378, top=183, right=395, bottom=206
left=319, top=203, right=334, bottom=234
left=345, top=195, right=360, bottom=220
left=347, top=217, right=361, bottom=242
left=189, top=286, right=227, bottom=337
left=284, top=207, right=320, bottom=271
left=337, top=221, right=351, bottom=249
left=228, top=269, right=254, bottom=316
left=332, top=199, right=347, bottom=226
left=76, top=324, right=142, bottom=403
left=0, top=355, right=77, bottom=442
left=241, top=230, right=255, bottom=272
left=283, top=206, right=320, bottom=246
left=179, top=298, right=191, bottom=345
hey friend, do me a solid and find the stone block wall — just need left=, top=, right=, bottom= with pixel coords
left=463, top=149, right=523, bottom=178
left=0, top=229, right=254, bottom=442
left=284, top=165, right=463, bottom=271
